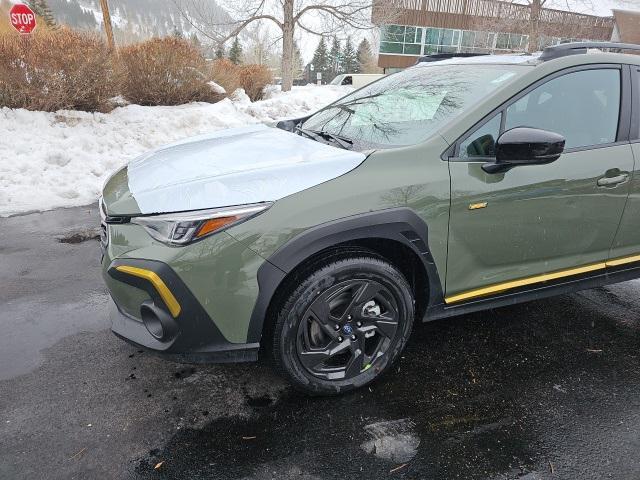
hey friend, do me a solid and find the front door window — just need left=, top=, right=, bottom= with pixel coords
left=504, top=69, right=621, bottom=149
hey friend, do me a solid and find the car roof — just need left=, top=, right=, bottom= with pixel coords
left=412, top=47, right=640, bottom=69
left=412, top=54, right=538, bottom=68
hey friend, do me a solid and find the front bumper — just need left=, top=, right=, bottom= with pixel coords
left=106, top=258, right=259, bottom=363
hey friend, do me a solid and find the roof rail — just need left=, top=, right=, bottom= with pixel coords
left=416, top=53, right=489, bottom=64
left=540, top=42, right=640, bottom=61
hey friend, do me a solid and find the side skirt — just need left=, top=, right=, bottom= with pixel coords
left=425, top=264, right=640, bottom=322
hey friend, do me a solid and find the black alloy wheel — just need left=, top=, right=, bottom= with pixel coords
left=297, top=279, right=400, bottom=380
left=273, top=253, right=415, bottom=395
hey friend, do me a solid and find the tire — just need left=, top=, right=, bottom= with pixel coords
left=273, top=254, right=415, bottom=396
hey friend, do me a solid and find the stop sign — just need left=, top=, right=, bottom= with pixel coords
left=9, top=4, right=37, bottom=35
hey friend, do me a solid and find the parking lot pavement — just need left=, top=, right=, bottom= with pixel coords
left=2, top=206, right=640, bottom=480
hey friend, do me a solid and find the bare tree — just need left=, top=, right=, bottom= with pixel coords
left=174, top=0, right=387, bottom=91
left=243, top=23, right=274, bottom=65
left=508, top=1, right=606, bottom=52
left=522, top=0, right=594, bottom=52
left=466, top=0, right=607, bottom=53
left=526, top=0, right=544, bottom=53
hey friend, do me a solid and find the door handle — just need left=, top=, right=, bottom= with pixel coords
left=597, top=174, right=629, bottom=187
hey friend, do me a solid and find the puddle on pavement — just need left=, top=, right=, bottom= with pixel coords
left=134, top=288, right=640, bottom=479
left=361, top=418, right=420, bottom=463
left=56, top=228, right=101, bottom=244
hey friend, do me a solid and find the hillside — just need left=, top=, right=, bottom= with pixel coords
left=0, top=0, right=55, bottom=35
left=1, top=0, right=230, bottom=43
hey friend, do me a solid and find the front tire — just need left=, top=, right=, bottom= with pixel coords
left=273, top=255, right=414, bottom=395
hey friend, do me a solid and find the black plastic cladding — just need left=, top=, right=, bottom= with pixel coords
left=246, top=208, right=444, bottom=343
left=107, top=258, right=259, bottom=362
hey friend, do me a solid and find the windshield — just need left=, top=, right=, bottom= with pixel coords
left=302, top=64, right=531, bottom=148
left=330, top=75, right=345, bottom=86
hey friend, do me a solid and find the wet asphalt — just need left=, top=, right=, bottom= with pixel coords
left=2, top=205, right=640, bottom=479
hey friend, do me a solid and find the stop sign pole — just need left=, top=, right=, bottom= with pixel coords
left=9, top=4, right=37, bottom=35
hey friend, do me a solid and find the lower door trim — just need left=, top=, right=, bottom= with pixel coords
left=445, top=252, right=640, bottom=305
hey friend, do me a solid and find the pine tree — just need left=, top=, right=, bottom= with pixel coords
left=357, top=38, right=378, bottom=74
left=228, top=37, right=243, bottom=65
left=215, top=43, right=226, bottom=59
left=28, top=0, right=57, bottom=29
left=311, top=37, right=330, bottom=84
left=291, top=41, right=305, bottom=80
left=329, top=36, right=342, bottom=81
left=342, top=36, right=358, bottom=74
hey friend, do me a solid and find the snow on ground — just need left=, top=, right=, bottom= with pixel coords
left=0, top=85, right=352, bottom=217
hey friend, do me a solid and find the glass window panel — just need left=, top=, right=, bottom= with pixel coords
left=495, top=33, right=509, bottom=49
left=405, top=27, right=418, bottom=44
left=474, top=31, right=489, bottom=48
left=423, top=44, right=438, bottom=54
left=404, top=44, right=422, bottom=55
left=488, top=33, right=495, bottom=48
left=459, top=114, right=502, bottom=158
left=380, top=42, right=404, bottom=54
left=511, top=34, right=525, bottom=49
left=636, top=69, right=640, bottom=138
left=303, top=65, right=531, bottom=148
left=439, top=46, right=458, bottom=54
left=505, top=69, right=621, bottom=149
left=441, top=29, right=454, bottom=46
left=383, top=25, right=405, bottom=43
left=424, top=28, right=441, bottom=45
left=462, top=31, right=475, bottom=47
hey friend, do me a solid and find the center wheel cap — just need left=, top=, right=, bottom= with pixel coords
left=342, top=324, right=354, bottom=335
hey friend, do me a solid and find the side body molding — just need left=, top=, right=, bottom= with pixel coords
left=246, top=208, right=445, bottom=343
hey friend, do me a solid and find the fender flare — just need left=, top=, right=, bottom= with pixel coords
left=246, top=208, right=444, bottom=343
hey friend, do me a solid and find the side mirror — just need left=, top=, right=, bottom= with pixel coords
left=482, top=127, right=565, bottom=174
left=275, top=116, right=310, bottom=132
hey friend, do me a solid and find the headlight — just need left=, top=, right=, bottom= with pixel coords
left=131, top=203, right=272, bottom=246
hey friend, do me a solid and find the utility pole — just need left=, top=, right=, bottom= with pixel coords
left=99, top=0, right=115, bottom=51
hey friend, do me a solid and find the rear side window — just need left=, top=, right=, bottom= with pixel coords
left=505, top=68, right=621, bottom=150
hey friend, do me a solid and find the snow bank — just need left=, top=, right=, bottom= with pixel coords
left=0, top=85, right=351, bottom=216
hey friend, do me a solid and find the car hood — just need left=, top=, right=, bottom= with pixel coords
left=102, top=124, right=367, bottom=216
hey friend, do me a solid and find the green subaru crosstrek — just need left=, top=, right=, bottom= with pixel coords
left=101, top=43, right=640, bottom=395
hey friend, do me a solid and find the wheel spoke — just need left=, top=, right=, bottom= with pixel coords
left=376, top=296, right=399, bottom=320
left=345, top=342, right=365, bottom=377
left=307, top=312, right=339, bottom=341
left=298, top=339, right=349, bottom=370
left=308, top=295, right=331, bottom=321
left=373, top=315, right=398, bottom=338
left=309, top=290, right=343, bottom=325
left=354, top=281, right=384, bottom=305
left=340, top=281, right=382, bottom=321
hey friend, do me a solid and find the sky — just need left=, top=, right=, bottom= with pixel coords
left=543, top=0, right=639, bottom=15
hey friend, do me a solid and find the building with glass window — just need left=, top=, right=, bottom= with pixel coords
left=372, top=0, right=619, bottom=72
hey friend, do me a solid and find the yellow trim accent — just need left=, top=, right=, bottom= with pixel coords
left=606, top=254, right=640, bottom=267
left=115, top=266, right=181, bottom=318
left=445, top=262, right=607, bottom=305
left=469, top=202, right=488, bottom=211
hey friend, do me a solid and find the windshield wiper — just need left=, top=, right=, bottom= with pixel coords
left=303, top=128, right=354, bottom=150
left=295, top=126, right=323, bottom=143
